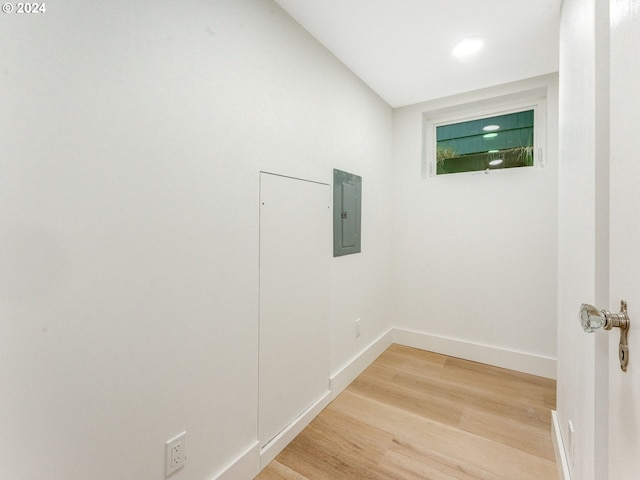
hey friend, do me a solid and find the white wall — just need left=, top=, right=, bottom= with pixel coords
left=0, top=1, right=393, bottom=479
left=556, top=0, right=610, bottom=479
left=391, top=76, right=559, bottom=371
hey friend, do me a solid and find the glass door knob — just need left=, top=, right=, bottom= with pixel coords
left=580, top=303, right=607, bottom=332
left=579, top=300, right=630, bottom=371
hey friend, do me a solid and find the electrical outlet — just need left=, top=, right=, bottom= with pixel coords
left=166, top=432, right=186, bottom=476
left=355, top=318, right=361, bottom=338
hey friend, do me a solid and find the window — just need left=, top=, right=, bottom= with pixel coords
left=423, top=92, right=547, bottom=177
left=436, top=109, right=534, bottom=175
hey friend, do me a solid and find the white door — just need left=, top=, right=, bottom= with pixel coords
left=258, top=172, right=330, bottom=449
left=607, top=2, right=640, bottom=477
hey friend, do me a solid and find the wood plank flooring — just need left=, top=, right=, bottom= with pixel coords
left=255, top=344, right=558, bottom=480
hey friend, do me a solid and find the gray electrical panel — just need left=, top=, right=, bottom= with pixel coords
left=333, top=169, right=361, bottom=257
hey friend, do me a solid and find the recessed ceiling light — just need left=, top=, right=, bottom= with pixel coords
left=452, top=37, right=483, bottom=58
left=483, top=133, right=498, bottom=139
left=483, top=125, right=500, bottom=131
left=489, top=159, right=503, bottom=166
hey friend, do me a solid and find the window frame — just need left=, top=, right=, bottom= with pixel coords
left=423, top=96, right=547, bottom=178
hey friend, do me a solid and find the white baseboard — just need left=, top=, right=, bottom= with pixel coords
left=221, top=332, right=394, bottom=479
left=218, top=328, right=557, bottom=480
left=211, top=441, right=260, bottom=480
left=216, top=393, right=333, bottom=480
left=259, top=390, right=332, bottom=470
left=551, top=410, right=572, bottom=480
left=329, top=328, right=394, bottom=399
left=392, top=328, right=557, bottom=379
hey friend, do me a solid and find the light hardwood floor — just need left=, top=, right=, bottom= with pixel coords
left=255, top=344, right=558, bottom=480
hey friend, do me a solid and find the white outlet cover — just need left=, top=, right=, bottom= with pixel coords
left=166, top=431, right=186, bottom=476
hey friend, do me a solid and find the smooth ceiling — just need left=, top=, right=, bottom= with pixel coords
left=274, top=0, right=562, bottom=107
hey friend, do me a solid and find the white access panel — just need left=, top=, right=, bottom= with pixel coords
left=258, top=172, right=330, bottom=449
